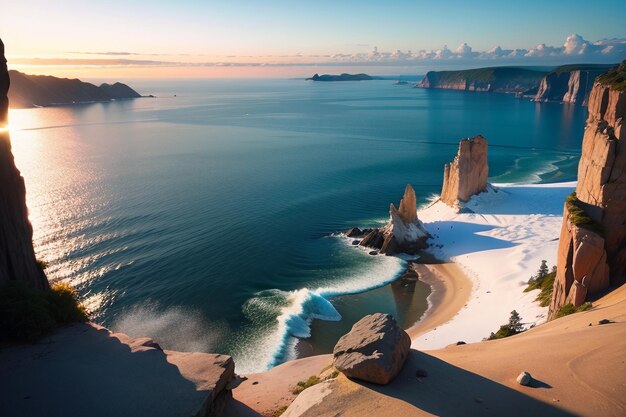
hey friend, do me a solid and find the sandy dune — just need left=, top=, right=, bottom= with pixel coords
left=232, top=284, right=626, bottom=417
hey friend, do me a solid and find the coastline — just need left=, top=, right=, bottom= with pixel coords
left=406, top=263, right=473, bottom=341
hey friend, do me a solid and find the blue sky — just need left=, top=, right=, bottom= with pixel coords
left=1, top=0, right=625, bottom=77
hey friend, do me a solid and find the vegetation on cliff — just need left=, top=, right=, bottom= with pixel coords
left=555, top=302, right=592, bottom=318
left=525, top=260, right=556, bottom=307
left=565, top=192, right=604, bottom=235
left=0, top=281, right=88, bottom=342
left=597, top=60, right=626, bottom=91
left=417, top=66, right=545, bottom=92
left=306, top=73, right=380, bottom=81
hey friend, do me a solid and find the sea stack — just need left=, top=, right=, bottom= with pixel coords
left=440, top=135, right=489, bottom=207
left=359, top=184, right=428, bottom=255
left=0, top=38, right=49, bottom=290
left=549, top=62, right=626, bottom=318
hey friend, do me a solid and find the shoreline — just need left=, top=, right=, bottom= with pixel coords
left=406, top=262, right=473, bottom=341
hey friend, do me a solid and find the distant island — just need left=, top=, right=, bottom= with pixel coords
left=8, top=70, right=142, bottom=108
left=306, top=73, right=382, bottom=81
left=416, top=64, right=618, bottom=105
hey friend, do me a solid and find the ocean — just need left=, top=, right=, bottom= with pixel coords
left=9, top=78, right=586, bottom=373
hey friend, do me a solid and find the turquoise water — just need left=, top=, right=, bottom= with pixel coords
left=10, top=79, right=586, bottom=372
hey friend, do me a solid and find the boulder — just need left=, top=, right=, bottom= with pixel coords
left=516, top=371, right=532, bottom=386
left=333, top=313, right=411, bottom=384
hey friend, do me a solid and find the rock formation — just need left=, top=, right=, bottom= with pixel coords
left=440, top=135, right=489, bottom=207
left=0, top=38, right=48, bottom=290
left=0, top=323, right=236, bottom=417
left=8, top=70, right=141, bottom=108
left=416, top=67, right=545, bottom=93
left=332, top=313, right=411, bottom=384
left=358, top=184, right=429, bottom=255
left=533, top=65, right=614, bottom=105
left=549, top=63, right=626, bottom=318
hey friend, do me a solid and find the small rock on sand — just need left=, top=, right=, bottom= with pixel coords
left=517, top=371, right=532, bottom=386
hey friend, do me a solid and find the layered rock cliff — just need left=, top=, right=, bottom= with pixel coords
left=359, top=184, right=429, bottom=255
left=416, top=67, right=545, bottom=93
left=440, top=135, right=489, bottom=207
left=8, top=70, right=141, bottom=108
left=0, top=39, right=48, bottom=290
left=533, top=65, right=614, bottom=105
left=550, top=63, right=626, bottom=318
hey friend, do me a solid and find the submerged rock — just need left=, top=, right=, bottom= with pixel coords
left=333, top=313, right=411, bottom=384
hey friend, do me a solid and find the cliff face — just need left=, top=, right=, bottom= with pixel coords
left=416, top=67, right=545, bottom=93
left=359, top=184, right=429, bottom=255
left=440, top=135, right=489, bottom=206
left=550, top=74, right=626, bottom=318
left=534, top=66, right=612, bottom=105
left=8, top=70, right=141, bottom=108
left=0, top=39, right=48, bottom=290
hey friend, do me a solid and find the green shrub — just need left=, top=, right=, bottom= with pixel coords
left=565, top=193, right=604, bottom=236
left=525, top=261, right=556, bottom=307
left=292, top=375, right=321, bottom=395
left=556, top=302, right=592, bottom=318
left=0, top=281, right=88, bottom=342
left=487, top=310, right=524, bottom=340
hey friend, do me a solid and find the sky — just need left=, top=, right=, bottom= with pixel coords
left=1, top=0, right=626, bottom=78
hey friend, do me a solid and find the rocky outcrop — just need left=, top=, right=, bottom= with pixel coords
left=7, top=70, right=141, bottom=108
left=440, top=135, right=489, bottom=207
left=416, top=67, right=545, bottom=93
left=333, top=313, right=410, bottom=384
left=533, top=65, right=613, bottom=105
left=359, top=184, right=429, bottom=255
left=550, top=65, right=626, bottom=318
left=0, top=38, right=48, bottom=290
left=0, top=323, right=235, bottom=417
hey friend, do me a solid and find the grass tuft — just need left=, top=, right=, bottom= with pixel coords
left=292, top=375, right=321, bottom=395
left=556, top=302, right=593, bottom=318
left=565, top=193, right=604, bottom=236
left=0, top=281, right=88, bottom=342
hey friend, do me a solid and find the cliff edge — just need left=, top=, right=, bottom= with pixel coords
left=549, top=61, right=626, bottom=318
left=0, top=38, right=48, bottom=290
left=440, top=135, right=489, bottom=207
left=533, top=64, right=614, bottom=105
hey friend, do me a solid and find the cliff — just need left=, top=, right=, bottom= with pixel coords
left=8, top=70, right=141, bottom=108
left=440, top=135, right=489, bottom=207
left=306, top=73, right=381, bottom=81
left=0, top=39, right=48, bottom=290
left=549, top=61, right=626, bottom=318
left=533, top=64, right=615, bottom=105
left=359, top=184, right=429, bottom=255
left=416, top=67, right=545, bottom=93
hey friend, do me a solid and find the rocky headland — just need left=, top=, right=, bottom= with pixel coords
left=7, top=70, right=141, bottom=108
left=533, top=64, right=615, bottom=105
left=440, top=135, right=489, bottom=207
left=416, top=66, right=545, bottom=93
left=549, top=61, right=626, bottom=318
left=306, top=73, right=381, bottom=81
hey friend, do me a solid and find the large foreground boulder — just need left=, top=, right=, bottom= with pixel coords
left=333, top=313, right=410, bottom=384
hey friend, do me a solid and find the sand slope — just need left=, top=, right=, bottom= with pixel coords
left=276, top=284, right=626, bottom=417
